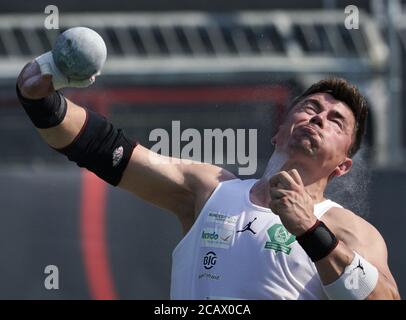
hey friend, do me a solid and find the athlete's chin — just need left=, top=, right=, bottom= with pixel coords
left=288, top=138, right=320, bottom=158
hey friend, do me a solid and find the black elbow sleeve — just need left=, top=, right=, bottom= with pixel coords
left=57, top=109, right=137, bottom=186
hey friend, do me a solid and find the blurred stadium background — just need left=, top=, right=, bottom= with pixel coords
left=0, top=0, right=405, bottom=299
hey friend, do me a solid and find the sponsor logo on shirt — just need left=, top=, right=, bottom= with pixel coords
left=199, top=251, right=221, bottom=281
left=264, top=224, right=296, bottom=255
left=203, top=251, right=217, bottom=270
left=206, top=211, right=238, bottom=227
left=236, top=217, right=257, bottom=235
left=198, top=272, right=220, bottom=281
left=201, top=227, right=234, bottom=249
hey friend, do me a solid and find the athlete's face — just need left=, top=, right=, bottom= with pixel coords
left=272, top=93, right=355, bottom=179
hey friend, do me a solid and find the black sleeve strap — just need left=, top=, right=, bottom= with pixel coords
left=56, top=109, right=137, bottom=186
left=296, top=220, right=339, bottom=262
left=16, top=84, right=67, bottom=129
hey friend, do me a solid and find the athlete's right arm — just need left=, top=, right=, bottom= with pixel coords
left=17, top=61, right=236, bottom=229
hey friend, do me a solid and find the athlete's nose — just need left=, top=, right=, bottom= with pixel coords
left=309, top=114, right=324, bottom=129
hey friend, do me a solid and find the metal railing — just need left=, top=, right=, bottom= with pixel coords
left=0, top=11, right=388, bottom=77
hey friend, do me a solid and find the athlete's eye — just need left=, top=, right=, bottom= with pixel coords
left=332, top=119, right=343, bottom=129
left=304, top=106, right=316, bottom=113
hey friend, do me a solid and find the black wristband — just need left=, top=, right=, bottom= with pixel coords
left=296, top=220, right=339, bottom=262
left=16, top=84, right=67, bottom=129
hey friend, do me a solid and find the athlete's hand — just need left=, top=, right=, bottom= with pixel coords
left=268, top=169, right=317, bottom=236
left=17, top=61, right=54, bottom=99
left=34, top=51, right=96, bottom=91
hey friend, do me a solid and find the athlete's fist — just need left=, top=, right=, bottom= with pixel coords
left=17, top=61, right=54, bottom=100
left=17, top=27, right=106, bottom=98
left=268, top=169, right=317, bottom=236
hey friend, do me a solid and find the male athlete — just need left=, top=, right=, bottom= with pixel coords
left=16, top=52, right=400, bottom=299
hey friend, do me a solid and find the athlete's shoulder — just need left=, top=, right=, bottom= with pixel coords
left=183, top=162, right=237, bottom=192
left=183, top=163, right=236, bottom=221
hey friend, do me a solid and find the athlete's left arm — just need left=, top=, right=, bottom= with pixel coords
left=317, top=208, right=400, bottom=300
left=269, top=169, right=400, bottom=299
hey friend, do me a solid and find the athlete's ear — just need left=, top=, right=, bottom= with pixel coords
left=329, top=157, right=352, bottom=180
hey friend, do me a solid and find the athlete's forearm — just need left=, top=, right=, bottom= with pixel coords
left=314, top=241, right=400, bottom=300
left=17, top=61, right=87, bottom=149
left=37, top=99, right=87, bottom=149
left=314, top=241, right=353, bottom=284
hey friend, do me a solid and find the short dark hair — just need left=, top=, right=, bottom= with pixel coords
left=287, top=77, right=368, bottom=157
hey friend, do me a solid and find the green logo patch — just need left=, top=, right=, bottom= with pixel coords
left=264, top=224, right=296, bottom=255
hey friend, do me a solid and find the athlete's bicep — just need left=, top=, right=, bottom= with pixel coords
left=118, top=144, right=235, bottom=218
left=118, top=145, right=194, bottom=215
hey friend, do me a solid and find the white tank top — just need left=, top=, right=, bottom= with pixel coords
left=170, top=178, right=343, bottom=300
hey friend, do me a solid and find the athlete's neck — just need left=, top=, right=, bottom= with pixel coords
left=262, top=149, right=289, bottom=180
left=250, top=149, right=327, bottom=208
